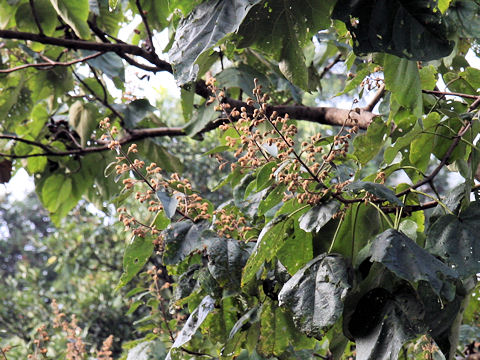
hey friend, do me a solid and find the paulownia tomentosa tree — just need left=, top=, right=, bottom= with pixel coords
left=1, top=0, right=480, bottom=359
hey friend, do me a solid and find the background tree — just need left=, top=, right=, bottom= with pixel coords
left=1, top=0, right=480, bottom=359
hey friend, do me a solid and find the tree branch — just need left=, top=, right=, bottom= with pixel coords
left=0, top=29, right=171, bottom=72
left=0, top=51, right=104, bottom=73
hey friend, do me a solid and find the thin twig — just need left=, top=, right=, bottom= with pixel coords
left=73, top=70, right=125, bottom=122
left=318, top=53, right=342, bottom=80
left=29, top=0, right=44, bottom=36
left=422, top=89, right=480, bottom=100
left=0, top=51, right=104, bottom=73
left=135, top=0, right=155, bottom=53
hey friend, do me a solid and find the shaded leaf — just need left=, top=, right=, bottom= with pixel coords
left=68, top=100, right=98, bottom=147
left=116, top=235, right=154, bottom=290
left=332, top=0, right=454, bottom=61
left=426, top=201, right=480, bottom=279
left=162, top=220, right=212, bottom=265
left=346, top=181, right=404, bottom=206
left=207, top=238, right=249, bottom=289
left=0, top=160, right=12, bottom=184
left=348, top=287, right=424, bottom=360
left=84, top=51, right=125, bottom=82
left=369, top=229, right=458, bottom=300
left=113, top=99, right=156, bottom=129
left=278, top=254, right=351, bottom=339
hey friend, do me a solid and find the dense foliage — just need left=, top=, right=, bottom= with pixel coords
left=2, top=0, right=480, bottom=359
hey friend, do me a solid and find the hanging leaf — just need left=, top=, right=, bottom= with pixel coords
left=207, top=238, right=249, bottom=289
left=278, top=253, right=351, bottom=339
left=353, top=117, right=388, bottom=165
left=165, top=295, right=216, bottom=360
left=116, top=235, right=154, bottom=291
left=0, top=160, right=12, bottom=184
left=369, top=229, right=458, bottom=300
left=68, top=100, right=98, bottom=147
left=168, top=0, right=261, bottom=85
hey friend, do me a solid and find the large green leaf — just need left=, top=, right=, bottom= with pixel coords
left=409, top=112, right=441, bottom=173
left=115, top=235, right=154, bottom=291
left=49, top=0, right=90, bottom=39
left=41, top=174, right=72, bottom=213
left=257, top=298, right=311, bottom=357
left=207, top=238, right=249, bottom=289
left=168, top=0, right=261, bottom=85
left=278, top=253, right=351, bottom=339
left=369, top=229, right=458, bottom=300
left=136, top=139, right=183, bottom=174
left=426, top=201, right=480, bottom=279
left=277, top=222, right=313, bottom=275
left=332, top=0, right=454, bottom=61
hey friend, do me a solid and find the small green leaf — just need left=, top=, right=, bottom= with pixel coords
left=203, top=145, right=230, bottom=156
left=116, top=235, right=154, bottom=291
left=156, top=190, right=178, bottom=219
left=108, top=0, right=119, bottom=10
left=346, top=181, right=404, bottom=206
left=68, top=100, right=98, bottom=147
left=256, top=161, right=276, bottom=191
left=49, top=0, right=90, bottom=39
